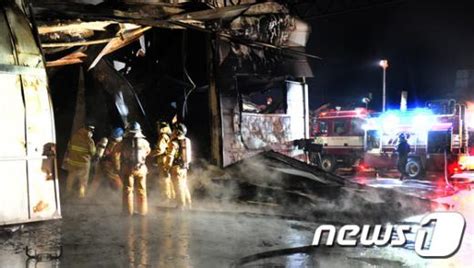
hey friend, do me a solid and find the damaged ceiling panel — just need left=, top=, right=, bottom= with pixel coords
left=87, top=25, right=151, bottom=70
left=170, top=4, right=251, bottom=22
left=216, top=2, right=315, bottom=79
left=39, top=21, right=142, bottom=45
left=38, top=20, right=149, bottom=67
left=228, top=3, right=295, bottom=46
left=32, top=0, right=193, bottom=67
left=31, top=1, right=318, bottom=71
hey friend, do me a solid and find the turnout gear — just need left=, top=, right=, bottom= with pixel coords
left=164, top=126, right=192, bottom=209
left=89, top=136, right=123, bottom=194
left=167, top=136, right=191, bottom=169
left=102, top=137, right=123, bottom=189
left=156, top=124, right=174, bottom=201
left=65, top=127, right=96, bottom=198
left=118, top=124, right=151, bottom=215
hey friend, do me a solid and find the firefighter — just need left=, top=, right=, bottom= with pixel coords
left=118, top=122, right=151, bottom=216
left=65, top=125, right=96, bottom=198
left=164, top=123, right=192, bottom=209
left=397, top=133, right=411, bottom=180
left=156, top=121, right=175, bottom=201
left=90, top=127, right=124, bottom=195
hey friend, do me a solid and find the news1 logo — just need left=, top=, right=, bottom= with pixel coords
left=312, top=212, right=466, bottom=258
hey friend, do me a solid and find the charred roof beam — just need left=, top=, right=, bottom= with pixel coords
left=283, top=0, right=409, bottom=20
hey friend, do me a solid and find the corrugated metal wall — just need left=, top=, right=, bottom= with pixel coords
left=0, top=1, right=60, bottom=225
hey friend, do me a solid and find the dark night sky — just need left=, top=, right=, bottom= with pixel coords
left=305, top=0, right=474, bottom=110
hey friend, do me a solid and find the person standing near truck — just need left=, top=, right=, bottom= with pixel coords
left=397, top=133, right=411, bottom=180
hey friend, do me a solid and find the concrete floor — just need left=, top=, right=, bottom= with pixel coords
left=0, top=196, right=324, bottom=267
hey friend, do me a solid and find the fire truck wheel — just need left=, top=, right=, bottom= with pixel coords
left=320, top=155, right=336, bottom=173
left=405, top=158, right=423, bottom=179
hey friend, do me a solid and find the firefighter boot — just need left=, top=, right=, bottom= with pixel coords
left=79, top=185, right=86, bottom=198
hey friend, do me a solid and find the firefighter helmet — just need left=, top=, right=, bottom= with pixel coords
left=126, top=122, right=145, bottom=138
left=86, top=124, right=95, bottom=132
left=176, top=123, right=187, bottom=136
left=111, top=127, right=124, bottom=139
left=129, top=122, right=141, bottom=132
left=158, top=121, right=170, bottom=129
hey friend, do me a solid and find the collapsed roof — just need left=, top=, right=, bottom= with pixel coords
left=31, top=0, right=318, bottom=77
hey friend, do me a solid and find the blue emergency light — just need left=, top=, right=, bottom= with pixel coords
left=374, top=108, right=436, bottom=133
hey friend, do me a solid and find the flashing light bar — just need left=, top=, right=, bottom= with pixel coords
left=365, top=108, right=437, bottom=133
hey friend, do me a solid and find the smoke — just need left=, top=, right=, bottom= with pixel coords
left=186, top=152, right=434, bottom=226
left=189, top=160, right=237, bottom=201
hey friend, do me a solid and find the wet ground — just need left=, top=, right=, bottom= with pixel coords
left=1, top=191, right=472, bottom=267
left=1, top=156, right=473, bottom=267
left=0, top=195, right=325, bottom=268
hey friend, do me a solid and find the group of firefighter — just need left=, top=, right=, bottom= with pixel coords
left=63, top=120, right=192, bottom=216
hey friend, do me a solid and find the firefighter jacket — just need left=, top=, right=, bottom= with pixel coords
left=156, top=133, right=170, bottom=156
left=66, top=127, right=96, bottom=169
left=101, top=139, right=121, bottom=171
left=164, top=136, right=191, bottom=170
left=153, top=132, right=171, bottom=169
left=118, top=135, right=151, bottom=170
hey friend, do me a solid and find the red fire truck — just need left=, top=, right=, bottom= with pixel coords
left=310, top=108, right=369, bottom=172
left=309, top=100, right=470, bottom=179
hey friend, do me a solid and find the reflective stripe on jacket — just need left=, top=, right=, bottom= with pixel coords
left=67, top=127, right=95, bottom=168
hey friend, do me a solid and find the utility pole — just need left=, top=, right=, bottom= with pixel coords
left=379, top=59, right=389, bottom=112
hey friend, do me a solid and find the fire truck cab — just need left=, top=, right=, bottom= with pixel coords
left=311, top=108, right=369, bottom=172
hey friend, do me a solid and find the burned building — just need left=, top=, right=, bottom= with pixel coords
left=1, top=0, right=316, bottom=224
left=1, top=1, right=471, bottom=267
